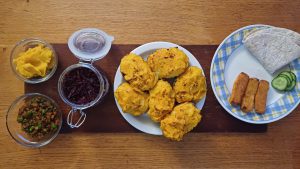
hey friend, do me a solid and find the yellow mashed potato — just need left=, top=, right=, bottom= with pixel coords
left=114, top=83, right=149, bottom=116
left=120, top=53, right=158, bottom=91
left=148, top=80, right=175, bottom=122
left=160, top=102, right=201, bottom=141
left=174, top=66, right=207, bottom=103
left=147, top=47, right=189, bottom=79
left=13, top=45, right=54, bottom=78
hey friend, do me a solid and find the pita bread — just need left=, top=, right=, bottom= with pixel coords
left=244, top=27, right=300, bottom=74
left=244, top=27, right=300, bottom=46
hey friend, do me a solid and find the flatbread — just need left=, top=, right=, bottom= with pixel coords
left=244, top=27, right=300, bottom=74
left=244, top=27, right=300, bottom=46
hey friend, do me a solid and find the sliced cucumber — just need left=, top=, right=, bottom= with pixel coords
left=289, top=71, right=297, bottom=82
left=272, top=76, right=289, bottom=91
left=277, top=74, right=291, bottom=87
left=279, top=71, right=297, bottom=91
left=285, top=80, right=296, bottom=91
left=279, top=71, right=293, bottom=82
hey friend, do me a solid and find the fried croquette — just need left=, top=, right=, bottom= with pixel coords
left=114, top=83, right=149, bottom=116
left=147, top=47, right=189, bottom=79
left=255, top=80, right=269, bottom=114
left=148, top=80, right=175, bottom=122
left=174, top=66, right=207, bottom=103
left=120, top=53, right=158, bottom=91
left=229, top=72, right=249, bottom=105
left=241, top=78, right=259, bottom=112
left=160, top=102, right=201, bottom=141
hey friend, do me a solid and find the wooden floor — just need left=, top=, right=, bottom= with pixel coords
left=0, top=0, right=300, bottom=168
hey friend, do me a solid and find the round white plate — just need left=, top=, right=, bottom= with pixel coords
left=210, top=24, right=300, bottom=124
left=114, top=41, right=206, bottom=135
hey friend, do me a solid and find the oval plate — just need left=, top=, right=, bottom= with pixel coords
left=114, top=41, right=206, bottom=135
left=210, top=24, right=300, bottom=124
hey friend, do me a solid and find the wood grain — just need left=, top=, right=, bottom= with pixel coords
left=0, top=0, right=300, bottom=46
left=0, top=0, right=300, bottom=169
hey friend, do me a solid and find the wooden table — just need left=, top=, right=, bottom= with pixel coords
left=0, top=0, right=299, bottom=168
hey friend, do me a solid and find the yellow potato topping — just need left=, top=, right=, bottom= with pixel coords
left=13, top=45, right=54, bottom=78
left=147, top=47, right=189, bottom=79
left=114, top=83, right=149, bottom=116
left=160, top=102, right=201, bottom=141
left=174, top=66, right=207, bottom=103
left=148, top=80, right=175, bottom=122
left=120, top=53, right=158, bottom=91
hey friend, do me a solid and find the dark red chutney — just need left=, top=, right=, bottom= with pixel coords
left=62, top=67, right=100, bottom=105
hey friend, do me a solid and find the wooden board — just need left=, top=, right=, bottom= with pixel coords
left=25, top=44, right=267, bottom=133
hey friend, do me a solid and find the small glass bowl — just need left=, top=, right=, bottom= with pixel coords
left=10, top=38, right=58, bottom=84
left=6, top=93, right=62, bottom=148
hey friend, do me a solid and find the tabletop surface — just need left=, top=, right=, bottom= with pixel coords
left=0, top=0, right=300, bottom=169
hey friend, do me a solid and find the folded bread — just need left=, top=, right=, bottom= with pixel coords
left=244, top=27, right=300, bottom=74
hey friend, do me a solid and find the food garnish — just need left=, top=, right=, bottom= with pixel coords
left=271, top=71, right=297, bottom=91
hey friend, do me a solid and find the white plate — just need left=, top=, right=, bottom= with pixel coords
left=210, top=24, right=300, bottom=124
left=114, top=41, right=206, bottom=135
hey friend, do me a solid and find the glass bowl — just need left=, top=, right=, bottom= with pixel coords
left=10, top=38, right=58, bottom=84
left=6, top=93, right=62, bottom=148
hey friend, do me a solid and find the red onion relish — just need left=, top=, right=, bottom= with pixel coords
left=62, top=67, right=100, bottom=105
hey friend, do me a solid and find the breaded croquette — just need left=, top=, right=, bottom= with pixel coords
left=241, top=78, right=259, bottom=112
left=229, top=72, right=250, bottom=105
left=255, top=80, right=269, bottom=114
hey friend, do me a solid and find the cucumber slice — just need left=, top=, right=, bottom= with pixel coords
left=279, top=71, right=294, bottom=82
left=289, top=71, right=297, bottom=82
left=272, top=76, right=289, bottom=91
left=285, top=80, right=296, bottom=91
left=277, top=74, right=291, bottom=87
